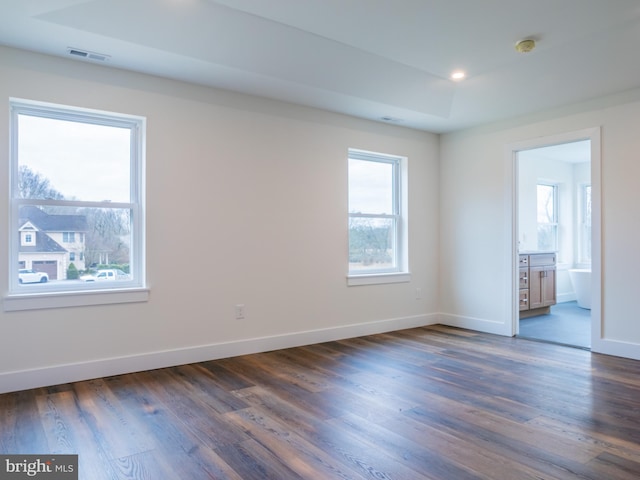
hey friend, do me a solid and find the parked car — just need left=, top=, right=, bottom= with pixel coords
left=18, top=268, right=49, bottom=284
left=80, top=269, right=130, bottom=282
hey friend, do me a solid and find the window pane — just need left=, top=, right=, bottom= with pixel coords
left=348, top=159, right=394, bottom=214
left=17, top=205, right=132, bottom=285
left=537, top=184, right=555, bottom=223
left=18, top=114, right=131, bottom=202
left=584, top=185, right=592, bottom=227
left=349, top=217, right=396, bottom=271
left=581, top=184, right=592, bottom=263
left=537, top=224, right=557, bottom=251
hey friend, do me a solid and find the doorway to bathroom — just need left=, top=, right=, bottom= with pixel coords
left=511, top=130, right=600, bottom=350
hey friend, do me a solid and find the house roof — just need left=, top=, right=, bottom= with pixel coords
left=19, top=206, right=88, bottom=232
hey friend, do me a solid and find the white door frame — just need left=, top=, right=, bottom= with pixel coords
left=505, top=127, right=602, bottom=348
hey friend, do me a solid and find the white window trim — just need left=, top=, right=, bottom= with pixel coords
left=347, top=272, right=411, bottom=286
left=347, top=149, right=409, bottom=285
left=578, top=183, right=592, bottom=265
left=3, top=288, right=149, bottom=312
left=5, top=98, right=147, bottom=311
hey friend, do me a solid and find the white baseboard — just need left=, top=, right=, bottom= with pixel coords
left=557, top=293, right=577, bottom=303
left=592, top=337, right=640, bottom=361
left=0, top=313, right=438, bottom=394
left=438, top=313, right=512, bottom=336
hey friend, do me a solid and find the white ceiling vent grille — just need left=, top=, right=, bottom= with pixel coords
left=67, top=48, right=110, bottom=62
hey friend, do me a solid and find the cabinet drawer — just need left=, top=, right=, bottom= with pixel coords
left=519, top=289, right=529, bottom=311
left=519, top=268, right=529, bottom=289
left=528, top=253, right=556, bottom=267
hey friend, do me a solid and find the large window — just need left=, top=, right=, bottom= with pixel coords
left=7, top=98, right=146, bottom=309
left=537, top=183, right=558, bottom=251
left=348, top=149, right=407, bottom=282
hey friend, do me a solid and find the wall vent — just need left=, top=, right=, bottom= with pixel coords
left=67, top=48, right=110, bottom=62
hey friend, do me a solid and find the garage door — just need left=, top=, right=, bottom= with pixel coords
left=32, top=261, right=57, bottom=280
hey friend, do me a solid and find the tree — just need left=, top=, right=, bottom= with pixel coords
left=349, top=218, right=392, bottom=266
left=67, top=262, right=79, bottom=279
left=18, top=165, right=64, bottom=200
left=82, top=208, right=130, bottom=266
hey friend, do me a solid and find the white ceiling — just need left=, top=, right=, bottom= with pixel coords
left=2, top=0, right=640, bottom=132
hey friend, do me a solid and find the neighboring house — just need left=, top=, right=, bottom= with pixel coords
left=18, top=206, right=87, bottom=280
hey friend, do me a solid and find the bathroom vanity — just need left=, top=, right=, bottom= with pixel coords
left=519, top=252, right=557, bottom=318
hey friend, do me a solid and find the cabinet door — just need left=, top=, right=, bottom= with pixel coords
left=530, top=266, right=556, bottom=309
left=541, top=266, right=556, bottom=307
left=529, top=266, right=544, bottom=309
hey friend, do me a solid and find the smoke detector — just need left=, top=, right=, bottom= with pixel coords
left=515, top=39, right=536, bottom=53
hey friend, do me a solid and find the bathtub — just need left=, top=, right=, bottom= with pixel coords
left=569, top=269, right=591, bottom=309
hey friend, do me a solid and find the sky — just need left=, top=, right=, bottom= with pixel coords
left=348, top=158, right=393, bottom=214
left=18, top=114, right=131, bottom=203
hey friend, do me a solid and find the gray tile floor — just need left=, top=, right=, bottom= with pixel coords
left=518, top=301, right=591, bottom=349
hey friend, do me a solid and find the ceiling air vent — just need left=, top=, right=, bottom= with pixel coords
left=380, top=116, right=402, bottom=123
left=67, top=48, right=110, bottom=62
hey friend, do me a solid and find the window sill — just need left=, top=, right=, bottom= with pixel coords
left=3, top=287, right=149, bottom=312
left=347, top=272, right=411, bottom=286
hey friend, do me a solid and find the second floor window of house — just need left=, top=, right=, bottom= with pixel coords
left=9, top=98, right=145, bottom=297
left=537, top=183, right=558, bottom=252
left=348, top=149, right=407, bottom=278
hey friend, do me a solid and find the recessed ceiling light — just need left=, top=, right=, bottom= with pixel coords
left=451, top=70, right=466, bottom=81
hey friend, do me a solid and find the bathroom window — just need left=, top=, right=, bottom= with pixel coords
left=580, top=184, right=592, bottom=263
left=537, top=183, right=558, bottom=251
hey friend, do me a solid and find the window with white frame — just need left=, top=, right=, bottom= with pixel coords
left=8, top=98, right=146, bottom=304
left=580, top=184, right=592, bottom=263
left=348, top=149, right=407, bottom=280
left=537, top=183, right=558, bottom=251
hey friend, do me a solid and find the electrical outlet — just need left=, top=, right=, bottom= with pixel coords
left=235, top=304, right=245, bottom=320
left=415, top=288, right=422, bottom=300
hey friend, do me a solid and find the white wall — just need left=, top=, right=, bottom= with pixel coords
left=440, top=91, right=640, bottom=358
left=0, top=46, right=440, bottom=393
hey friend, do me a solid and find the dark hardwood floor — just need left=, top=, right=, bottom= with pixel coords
left=2, top=325, right=640, bottom=479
